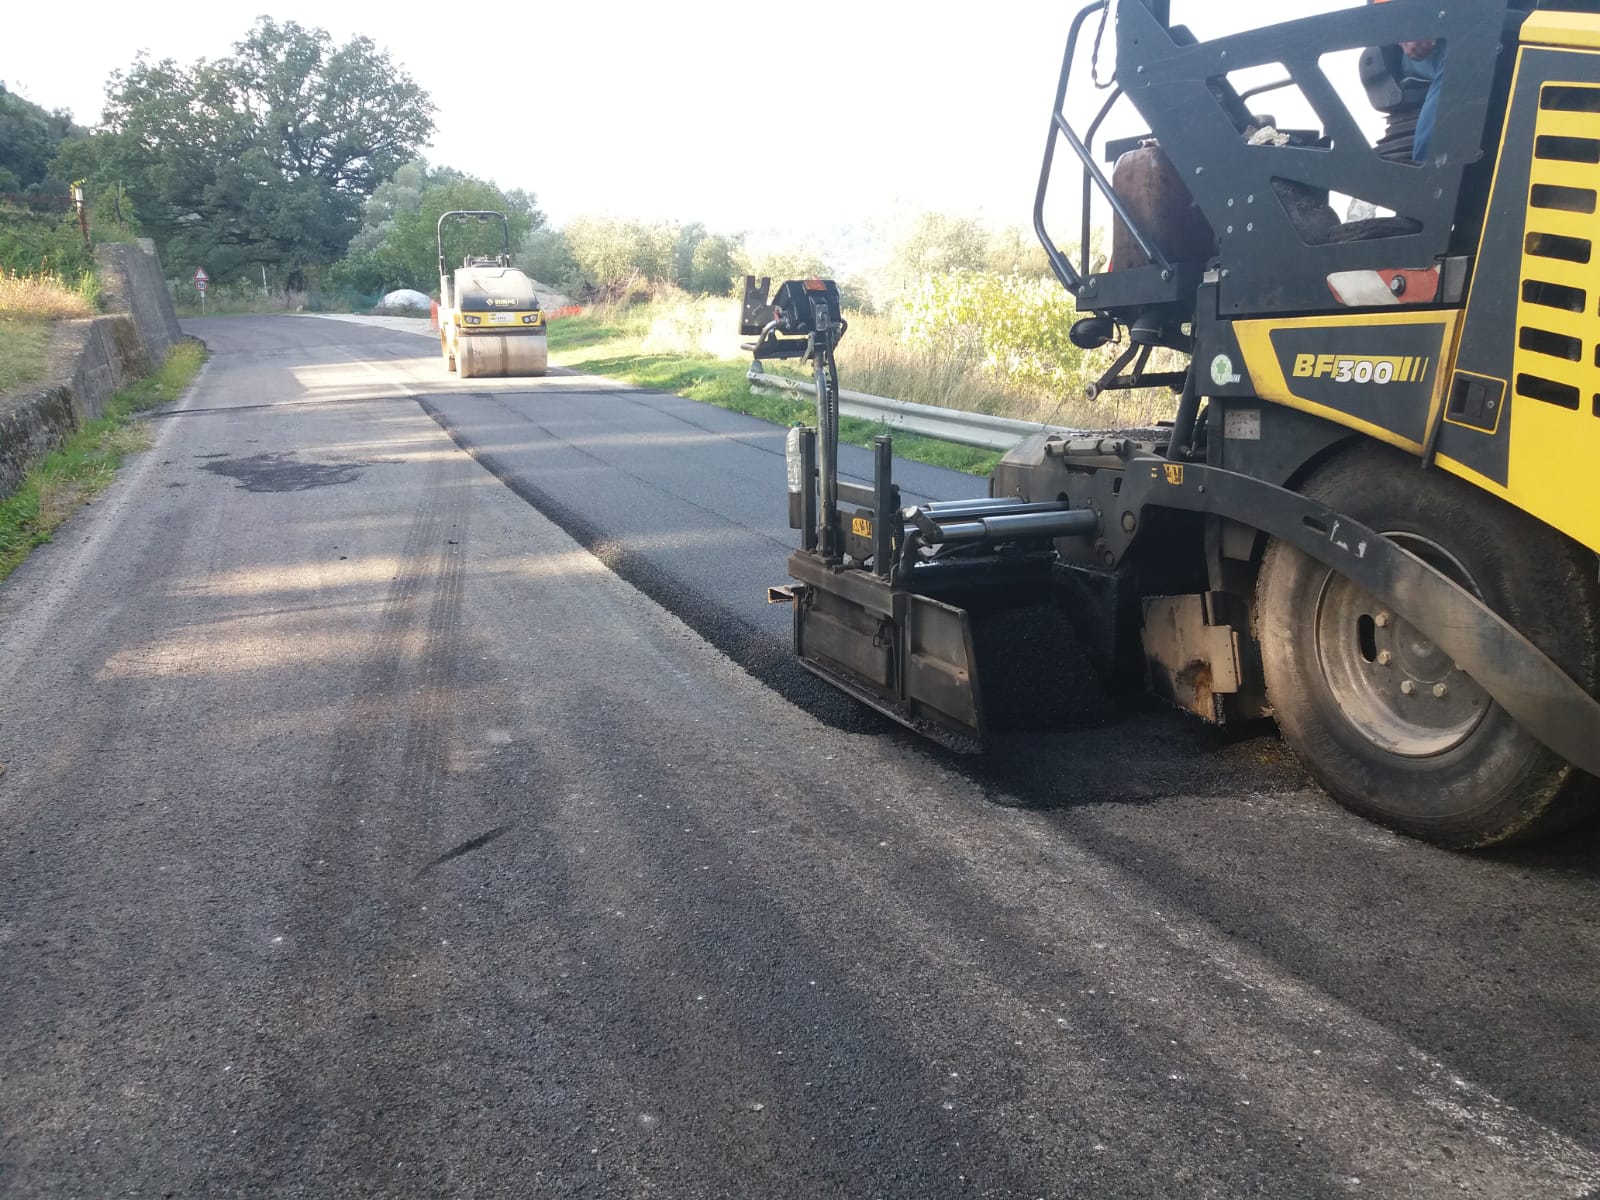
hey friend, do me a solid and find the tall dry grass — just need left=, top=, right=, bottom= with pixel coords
left=834, top=310, right=1180, bottom=431
left=836, top=312, right=1031, bottom=418
left=0, top=269, right=97, bottom=320
left=576, top=289, right=1182, bottom=432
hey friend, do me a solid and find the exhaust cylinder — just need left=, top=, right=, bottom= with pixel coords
left=920, top=508, right=1099, bottom=544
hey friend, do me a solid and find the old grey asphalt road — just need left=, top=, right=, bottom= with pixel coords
left=2, top=315, right=1599, bottom=1199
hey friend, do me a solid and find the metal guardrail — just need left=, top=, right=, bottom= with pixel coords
left=746, top=365, right=1076, bottom=452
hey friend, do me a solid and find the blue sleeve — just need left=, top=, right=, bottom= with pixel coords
left=1412, top=45, right=1446, bottom=163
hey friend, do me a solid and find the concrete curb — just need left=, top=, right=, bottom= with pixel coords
left=0, top=241, right=186, bottom=501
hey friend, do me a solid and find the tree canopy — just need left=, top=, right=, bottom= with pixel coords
left=333, top=164, right=545, bottom=295
left=515, top=219, right=747, bottom=301
left=62, top=18, right=434, bottom=277
left=9, top=18, right=1065, bottom=325
left=559, top=218, right=675, bottom=300
left=0, top=82, right=82, bottom=195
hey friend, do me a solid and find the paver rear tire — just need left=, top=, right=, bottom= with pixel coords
left=1254, top=444, right=1600, bottom=847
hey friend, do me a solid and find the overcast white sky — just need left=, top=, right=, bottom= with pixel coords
left=5, top=1, right=1375, bottom=242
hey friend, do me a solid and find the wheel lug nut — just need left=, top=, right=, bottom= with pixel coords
left=1400, top=680, right=1416, bottom=695
left=1376, top=650, right=1393, bottom=666
left=1432, top=683, right=1448, bottom=699
left=1375, top=612, right=1392, bottom=628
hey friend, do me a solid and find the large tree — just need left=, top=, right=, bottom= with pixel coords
left=69, top=19, right=434, bottom=278
left=333, top=168, right=544, bottom=296
left=888, top=212, right=989, bottom=292
left=668, top=222, right=740, bottom=296
left=686, top=233, right=739, bottom=295
left=561, top=217, right=677, bottom=300
left=518, top=227, right=579, bottom=292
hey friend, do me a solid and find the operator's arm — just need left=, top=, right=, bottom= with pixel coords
left=1400, top=39, right=1445, bottom=163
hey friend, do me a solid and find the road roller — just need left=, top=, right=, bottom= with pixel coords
left=437, top=210, right=547, bottom=379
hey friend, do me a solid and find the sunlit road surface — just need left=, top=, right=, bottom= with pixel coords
left=2, top=315, right=1599, bottom=1199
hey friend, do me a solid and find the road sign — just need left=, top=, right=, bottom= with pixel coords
left=193, top=267, right=209, bottom=291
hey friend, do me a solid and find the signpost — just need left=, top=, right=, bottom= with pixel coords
left=193, top=267, right=209, bottom=314
left=71, top=181, right=89, bottom=246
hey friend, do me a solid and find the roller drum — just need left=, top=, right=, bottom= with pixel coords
left=457, top=334, right=548, bottom=379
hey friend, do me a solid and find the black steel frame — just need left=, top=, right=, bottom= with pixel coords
left=1037, top=0, right=1523, bottom=319
left=437, top=210, right=512, bottom=278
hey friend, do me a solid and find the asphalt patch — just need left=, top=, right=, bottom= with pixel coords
left=199, top=452, right=370, bottom=493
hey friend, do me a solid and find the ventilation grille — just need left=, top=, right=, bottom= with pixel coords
left=1517, top=84, right=1600, bottom=417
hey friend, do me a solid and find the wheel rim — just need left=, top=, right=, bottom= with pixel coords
left=1312, top=533, right=1491, bottom=757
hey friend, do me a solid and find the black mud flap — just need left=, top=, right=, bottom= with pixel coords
left=789, top=554, right=985, bottom=752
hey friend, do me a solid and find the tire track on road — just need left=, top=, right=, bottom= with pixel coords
left=239, top=418, right=484, bottom=1193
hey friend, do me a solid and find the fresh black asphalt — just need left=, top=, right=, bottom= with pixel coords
left=2, top=316, right=1598, bottom=1198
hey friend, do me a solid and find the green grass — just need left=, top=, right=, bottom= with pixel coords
left=0, top=341, right=206, bottom=581
left=0, top=317, right=54, bottom=393
left=0, top=268, right=102, bottom=393
left=546, top=316, right=1003, bottom=476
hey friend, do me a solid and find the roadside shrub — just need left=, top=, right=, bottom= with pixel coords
left=0, top=203, right=95, bottom=278
left=898, top=271, right=1087, bottom=395
left=171, top=278, right=283, bottom=315
left=639, top=290, right=743, bottom=359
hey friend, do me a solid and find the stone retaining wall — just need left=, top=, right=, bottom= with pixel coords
left=0, top=242, right=186, bottom=501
